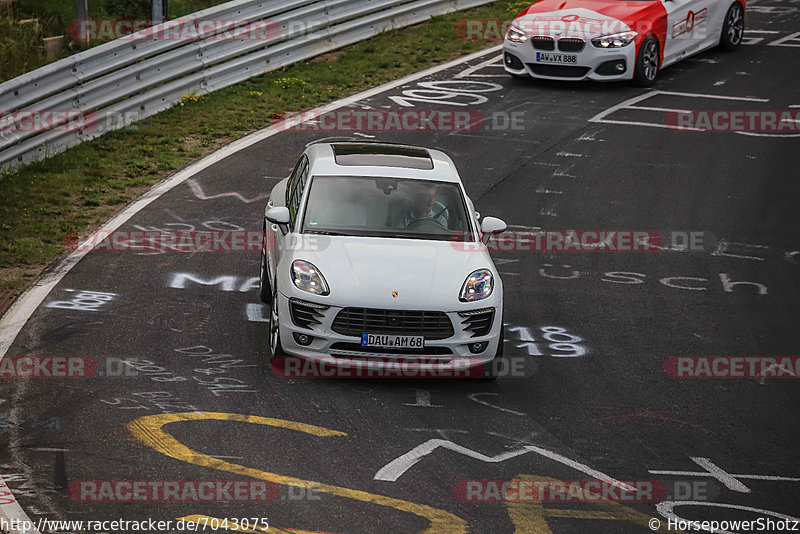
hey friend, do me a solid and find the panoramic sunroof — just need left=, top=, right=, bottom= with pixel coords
left=332, top=144, right=434, bottom=170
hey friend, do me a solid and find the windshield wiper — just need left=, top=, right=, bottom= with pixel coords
left=304, top=230, right=351, bottom=236
left=392, top=233, right=448, bottom=240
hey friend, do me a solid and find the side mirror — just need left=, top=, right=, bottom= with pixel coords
left=266, top=206, right=291, bottom=236
left=480, top=216, right=507, bottom=244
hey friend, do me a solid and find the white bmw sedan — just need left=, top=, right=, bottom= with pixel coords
left=503, top=0, right=744, bottom=85
left=259, top=142, right=507, bottom=378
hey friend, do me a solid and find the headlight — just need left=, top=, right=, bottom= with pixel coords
left=506, top=23, right=529, bottom=43
left=591, top=31, right=638, bottom=48
left=291, top=260, right=329, bottom=296
left=460, top=269, right=494, bottom=302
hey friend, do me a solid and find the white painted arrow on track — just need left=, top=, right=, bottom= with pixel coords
left=374, top=438, right=636, bottom=493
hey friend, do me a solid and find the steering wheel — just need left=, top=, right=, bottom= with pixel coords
left=404, top=217, right=449, bottom=231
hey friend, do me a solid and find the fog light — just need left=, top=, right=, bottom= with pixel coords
left=294, top=333, right=313, bottom=346
left=595, top=59, right=627, bottom=76
left=469, top=341, right=488, bottom=354
left=504, top=52, right=524, bottom=70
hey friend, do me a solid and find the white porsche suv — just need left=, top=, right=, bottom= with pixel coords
left=258, top=142, right=507, bottom=378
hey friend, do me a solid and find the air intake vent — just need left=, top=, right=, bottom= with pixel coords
left=459, top=308, right=495, bottom=338
left=289, top=298, right=328, bottom=330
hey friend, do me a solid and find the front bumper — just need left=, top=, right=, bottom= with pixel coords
left=503, top=39, right=637, bottom=81
left=273, top=291, right=503, bottom=375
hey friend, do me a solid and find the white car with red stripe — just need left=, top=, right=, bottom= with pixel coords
left=503, top=0, right=745, bottom=84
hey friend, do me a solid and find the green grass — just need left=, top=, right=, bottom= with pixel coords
left=0, top=0, right=523, bottom=294
left=0, top=16, right=70, bottom=81
left=14, top=0, right=227, bottom=35
left=0, top=1, right=232, bottom=82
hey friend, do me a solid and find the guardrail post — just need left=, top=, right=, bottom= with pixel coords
left=152, top=0, right=168, bottom=23
left=73, top=0, right=87, bottom=22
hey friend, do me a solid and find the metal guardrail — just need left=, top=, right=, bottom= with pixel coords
left=0, top=0, right=496, bottom=171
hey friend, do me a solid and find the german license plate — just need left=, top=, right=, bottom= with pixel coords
left=536, top=52, right=578, bottom=64
left=361, top=334, right=424, bottom=348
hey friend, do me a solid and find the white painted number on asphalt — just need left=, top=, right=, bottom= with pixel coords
left=506, top=325, right=587, bottom=357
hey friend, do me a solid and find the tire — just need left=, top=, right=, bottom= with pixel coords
left=633, top=35, right=660, bottom=87
left=719, top=2, right=744, bottom=51
left=258, top=225, right=272, bottom=303
left=268, top=286, right=286, bottom=364
left=481, top=316, right=505, bottom=380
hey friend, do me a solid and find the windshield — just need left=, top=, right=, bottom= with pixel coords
left=301, top=176, right=473, bottom=241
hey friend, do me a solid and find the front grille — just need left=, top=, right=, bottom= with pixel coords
left=331, top=308, right=454, bottom=340
left=558, top=38, right=585, bottom=52
left=289, top=298, right=327, bottom=330
left=459, top=308, right=495, bottom=338
left=330, top=342, right=452, bottom=356
left=531, top=36, right=555, bottom=50
left=527, top=64, right=591, bottom=78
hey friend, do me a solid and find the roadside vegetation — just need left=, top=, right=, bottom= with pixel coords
left=0, top=0, right=229, bottom=82
left=0, top=0, right=527, bottom=298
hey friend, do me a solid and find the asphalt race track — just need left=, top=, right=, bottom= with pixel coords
left=0, top=0, right=798, bottom=532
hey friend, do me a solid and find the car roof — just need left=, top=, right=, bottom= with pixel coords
left=304, top=142, right=462, bottom=183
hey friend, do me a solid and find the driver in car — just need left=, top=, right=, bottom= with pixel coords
left=393, top=183, right=448, bottom=228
